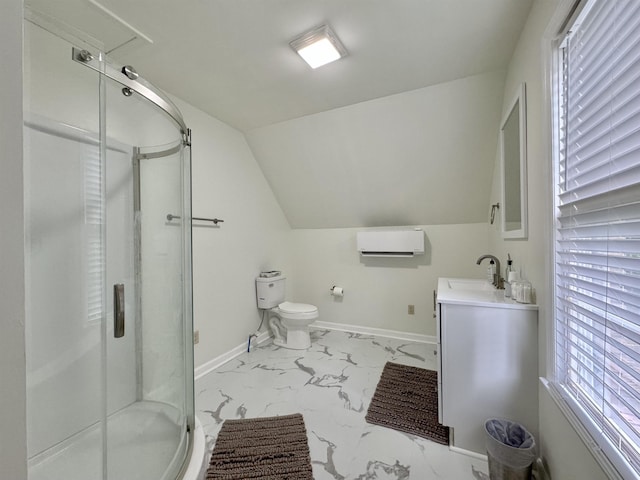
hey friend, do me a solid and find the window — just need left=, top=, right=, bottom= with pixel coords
left=85, top=145, right=103, bottom=323
left=553, top=1, right=640, bottom=477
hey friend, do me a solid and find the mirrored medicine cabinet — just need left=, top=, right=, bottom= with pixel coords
left=500, top=82, right=528, bottom=239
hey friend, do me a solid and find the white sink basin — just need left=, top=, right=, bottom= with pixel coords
left=438, top=277, right=537, bottom=310
left=446, top=279, right=495, bottom=291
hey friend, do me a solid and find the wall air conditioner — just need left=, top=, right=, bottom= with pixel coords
left=356, top=229, right=425, bottom=257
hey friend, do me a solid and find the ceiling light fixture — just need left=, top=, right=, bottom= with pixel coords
left=289, top=24, right=348, bottom=69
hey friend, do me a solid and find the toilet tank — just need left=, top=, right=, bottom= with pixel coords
left=256, top=274, right=286, bottom=309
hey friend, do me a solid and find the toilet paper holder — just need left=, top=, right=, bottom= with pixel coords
left=330, top=286, right=344, bottom=297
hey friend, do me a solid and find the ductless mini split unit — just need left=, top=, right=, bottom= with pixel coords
left=356, top=229, right=425, bottom=258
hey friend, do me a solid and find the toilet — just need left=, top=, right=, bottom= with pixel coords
left=255, top=274, right=318, bottom=349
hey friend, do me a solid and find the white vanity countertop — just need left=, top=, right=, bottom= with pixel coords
left=437, top=277, right=538, bottom=310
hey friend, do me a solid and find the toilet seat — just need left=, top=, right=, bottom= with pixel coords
left=278, top=301, right=317, bottom=314
left=276, top=302, right=319, bottom=321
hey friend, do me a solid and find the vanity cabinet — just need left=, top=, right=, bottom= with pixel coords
left=436, top=278, right=538, bottom=455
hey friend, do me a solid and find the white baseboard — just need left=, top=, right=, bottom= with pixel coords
left=448, top=445, right=488, bottom=461
left=194, top=330, right=271, bottom=381
left=311, top=321, right=436, bottom=344
left=195, top=323, right=434, bottom=381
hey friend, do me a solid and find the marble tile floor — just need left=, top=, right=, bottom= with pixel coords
left=195, top=329, right=489, bottom=480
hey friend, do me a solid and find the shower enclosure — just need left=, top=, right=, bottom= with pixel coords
left=23, top=14, right=194, bottom=480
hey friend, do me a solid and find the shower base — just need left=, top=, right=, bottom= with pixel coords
left=29, top=401, right=202, bottom=480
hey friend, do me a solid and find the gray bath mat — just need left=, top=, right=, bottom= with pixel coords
left=206, top=413, right=313, bottom=479
left=365, top=362, right=450, bottom=445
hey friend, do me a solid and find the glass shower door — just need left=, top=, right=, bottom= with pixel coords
left=24, top=20, right=106, bottom=480
left=103, top=73, right=192, bottom=480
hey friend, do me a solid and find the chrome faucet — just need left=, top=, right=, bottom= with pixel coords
left=476, top=254, right=504, bottom=289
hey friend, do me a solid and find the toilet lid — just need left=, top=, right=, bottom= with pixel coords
left=278, top=301, right=317, bottom=314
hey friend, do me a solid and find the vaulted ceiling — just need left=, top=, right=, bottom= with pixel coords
left=26, top=0, right=534, bottom=228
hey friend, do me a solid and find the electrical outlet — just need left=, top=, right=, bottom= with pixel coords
left=408, top=305, right=415, bottom=315
left=194, top=330, right=200, bottom=345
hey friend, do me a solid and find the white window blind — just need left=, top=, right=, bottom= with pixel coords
left=555, top=0, right=640, bottom=477
left=84, top=145, right=103, bottom=323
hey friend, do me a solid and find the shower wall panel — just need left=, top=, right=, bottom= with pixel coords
left=25, top=120, right=137, bottom=457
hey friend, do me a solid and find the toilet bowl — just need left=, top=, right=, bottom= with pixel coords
left=256, top=274, right=318, bottom=350
left=268, top=302, right=319, bottom=349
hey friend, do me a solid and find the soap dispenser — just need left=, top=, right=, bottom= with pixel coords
left=504, top=255, right=514, bottom=298
left=487, top=259, right=496, bottom=283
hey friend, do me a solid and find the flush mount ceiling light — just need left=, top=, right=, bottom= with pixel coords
left=289, top=24, right=348, bottom=69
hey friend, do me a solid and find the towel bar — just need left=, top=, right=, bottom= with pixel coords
left=166, top=214, right=224, bottom=225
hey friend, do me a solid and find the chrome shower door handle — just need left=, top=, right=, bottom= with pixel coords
left=114, top=283, right=125, bottom=338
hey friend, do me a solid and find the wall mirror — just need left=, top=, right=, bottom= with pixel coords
left=500, top=83, right=527, bottom=239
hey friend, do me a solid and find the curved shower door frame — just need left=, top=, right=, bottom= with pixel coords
left=71, top=47, right=190, bottom=145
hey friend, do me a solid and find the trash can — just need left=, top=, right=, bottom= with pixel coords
left=484, top=418, right=536, bottom=480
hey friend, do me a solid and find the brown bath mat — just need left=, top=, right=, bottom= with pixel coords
left=206, top=413, right=313, bottom=480
left=365, top=362, right=450, bottom=445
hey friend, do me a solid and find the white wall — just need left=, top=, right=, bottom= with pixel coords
left=486, top=1, right=607, bottom=478
left=171, top=97, right=293, bottom=368
left=0, top=0, right=28, bottom=478
left=539, top=384, right=608, bottom=479
left=246, top=71, right=505, bottom=229
left=289, top=223, right=489, bottom=336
